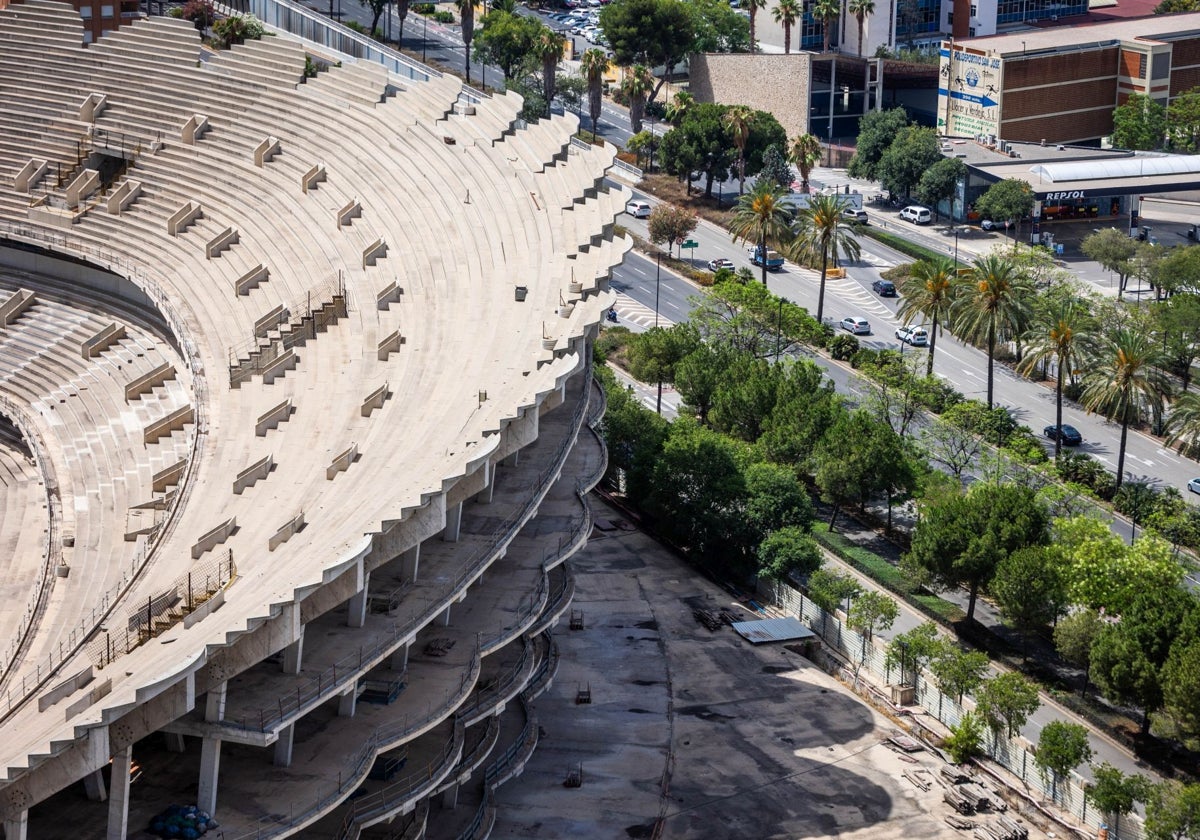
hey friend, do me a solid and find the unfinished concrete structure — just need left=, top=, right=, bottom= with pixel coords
left=0, top=1, right=625, bottom=836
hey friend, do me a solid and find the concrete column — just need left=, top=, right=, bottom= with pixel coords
left=205, top=681, right=227, bottom=722
left=443, top=501, right=463, bottom=542
left=347, top=571, right=370, bottom=628
left=390, top=643, right=409, bottom=672
left=400, top=544, right=420, bottom=583
left=84, top=768, right=108, bottom=802
left=273, top=724, right=295, bottom=767
left=281, top=627, right=304, bottom=675
left=164, top=732, right=186, bottom=753
left=197, top=737, right=222, bottom=816
left=338, top=687, right=357, bottom=718
left=441, top=781, right=459, bottom=809
left=3, top=810, right=28, bottom=840
left=503, top=449, right=519, bottom=467
left=476, top=462, right=495, bottom=504
left=442, top=604, right=452, bottom=627
left=106, top=745, right=132, bottom=840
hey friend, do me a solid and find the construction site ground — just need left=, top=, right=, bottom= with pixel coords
left=491, top=497, right=1052, bottom=839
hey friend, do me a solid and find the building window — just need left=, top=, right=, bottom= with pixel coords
left=79, top=5, right=92, bottom=17
left=947, top=11, right=953, bottom=22
left=968, top=25, right=976, bottom=35
left=1152, top=53, right=1169, bottom=79
left=101, top=4, right=114, bottom=16
left=83, top=29, right=94, bottom=42
left=970, top=3, right=977, bottom=14
left=1138, top=54, right=1148, bottom=77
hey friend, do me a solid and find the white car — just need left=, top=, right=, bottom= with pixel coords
left=980, top=218, right=1013, bottom=231
left=625, top=200, right=651, bottom=218
left=1189, top=478, right=1200, bottom=495
left=895, top=325, right=929, bottom=346
left=899, top=206, right=931, bottom=225
left=841, top=316, right=871, bottom=335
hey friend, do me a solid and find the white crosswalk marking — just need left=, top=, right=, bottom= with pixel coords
left=612, top=290, right=673, bottom=329
left=857, top=251, right=897, bottom=270
left=825, top=276, right=894, bottom=318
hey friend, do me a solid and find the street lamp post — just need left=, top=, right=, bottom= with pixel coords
left=775, top=296, right=785, bottom=363
left=655, top=250, right=663, bottom=415
left=949, top=225, right=960, bottom=265
left=648, top=116, right=656, bottom=173
left=423, top=13, right=428, bottom=62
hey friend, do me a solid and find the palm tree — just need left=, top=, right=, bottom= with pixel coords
left=580, top=48, right=607, bottom=141
left=1082, top=328, right=1170, bottom=490
left=1166, top=391, right=1200, bottom=458
left=746, top=0, right=767, bottom=51
left=949, top=254, right=1034, bottom=409
left=772, top=0, right=801, bottom=53
left=535, top=27, right=565, bottom=118
left=812, top=0, right=840, bottom=52
left=898, top=257, right=958, bottom=377
left=788, top=132, right=822, bottom=192
left=621, top=65, right=654, bottom=134
left=723, top=105, right=755, bottom=196
left=728, top=181, right=795, bottom=289
left=790, top=192, right=862, bottom=323
left=664, top=90, right=694, bottom=124
left=1017, top=298, right=1096, bottom=459
left=454, top=0, right=476, bottom=84
left=848, top=0, right=874, bottom=56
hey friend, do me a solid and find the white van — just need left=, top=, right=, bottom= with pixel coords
left=899, top=206, right=932, bottom=225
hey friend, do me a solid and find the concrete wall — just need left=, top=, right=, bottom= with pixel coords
left=689, top=53, right=813, bottom=139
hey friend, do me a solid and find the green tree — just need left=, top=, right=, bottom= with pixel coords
left=758, top=144, right=793, bottom=191
left=1156, top=0, right=1200, bottom=10
left=646, top=203, right=698, bottom=258
left=811, top=0, right=839, bottom=52
left=688, top=279, right=822, bottom=358
left=929, top=644, right=989, bottom=703
left=1054, top=517, right=1184, bottom=614
left=788, top=132, right=822, bottom=192
left=674, top=344, right=726, bottom=422
left=744, top=460, right=814, bottom=537
left=771, top=0, right=801, bottom=53
left=1034, top=721, right=1092, bottom=804
left=1162, top=621, right=1200, bottom=741
left=847, top=107, right=909, bottom=182
left=919, top=416, right=982, bottom=481
left=758, top=358, right=843, bottom=469
left=688, top=0, right=750, bottom=53
left=357, top=0, right=389, bottom=38
left=664, top=89, right=694, bottom=123
left=907, top=482, right=1048, bottom=622
left=876, top=126, right=942, bottom=199
left=1168, top=390, right=1200, bottom=461
left=555, top=72, right=585, bottom=119
left=847, top=590, right=899, bottom=649
left=974, top=178, right=1035, bottom=246
left=1144, top=780, right=1200, bottom=840
left=729, top=180, right=795, bottom=288
left=1112, top=92, right=1167, bottom=151
left=598, top=367, right=669, bottom=501
left=621, top=64, right=654, bottom=134
left=472, top=10, right=543, bottom=81
left=1054, top=608, right=1103, bottom=697
left=975, top=671, right=1040, bottom=740
left=757, top=526, right=823, bottom=580
left=917, top=157, right=966, bottom=222
left=723, top=105, right=756, bottom=195
left=627, top=322, right=700, bottom=384
left=847, top=0, right=874, bottom=56
left=1081, top=228, right=1139, bottom=300
left=814, top=409, right=896, bottom=530
left=1086, top=763, right=1148, bottom=840
left=991, top=546, right=1066, bottom=658
left=951, top=254, right=1034, bottom=408
left=599, top=0, right=694, bottom=101
left=1168, top=86, right=1200, bottom=152
left=579, top=49, right=608, bottom=140
left=1091, top=584, right=1197, bottom=733
left=898, top=257, right=959, bottom=376
left=533, top=26, right=565, bottom=115
left=1081, top=327, right=1170, bottom=490
left=943, top=712, right=985, bottom=764
left=807, top=568, right=862, bottom=613
left=625, top=130, right=660, bottom=171
left=790, top=192, right=862, bottom=322
left=1017, top=296, right=1095, bottom=458
left=454, top=0, right=477, bottom=83
left=885, top=621, right=941, bottom=692
left=1152, top=245, right=1200, bottom=298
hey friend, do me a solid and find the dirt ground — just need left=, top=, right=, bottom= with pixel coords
left=490, top=498, right=1049, bottom=839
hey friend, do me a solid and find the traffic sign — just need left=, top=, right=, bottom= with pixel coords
left=681, top=240, right=699, bottom=249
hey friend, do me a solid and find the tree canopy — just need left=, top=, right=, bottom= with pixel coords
left=847, top=107, right=910, bottom=182
left=876, top=126, right=942, bottom=199
left=1112, top=93, right=1166, bottom=151
left=600, top=0, right=695, bottom=97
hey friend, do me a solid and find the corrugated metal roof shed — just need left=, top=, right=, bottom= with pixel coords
left=731, top=616, right=817, bottom=645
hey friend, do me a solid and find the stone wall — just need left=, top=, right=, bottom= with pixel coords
left=689, top=53, right=812, bottom=139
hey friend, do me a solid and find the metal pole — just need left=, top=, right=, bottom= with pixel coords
left=423, top=14, right=428, bottom=62
left=655, top=252, right=663, bottom=415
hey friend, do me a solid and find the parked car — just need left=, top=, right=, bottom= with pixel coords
left=707, top=258, right=734, bottom=272
left=899, top=206, right=932, bottom=225
left=980, top=218, right=1013, bottom=231
left=1189, top=478, right=1200, bottom=495
left=841, top=316, right=871, bottom=335
left=625, top=200, right=651, bottom=218
left=895, top=325, right=928, bottom=346
left=842, top=207, right=869, bottom=224
left=871, top=279, right=896, bottom=297
left=1043, top=424, right=1083, bottom=446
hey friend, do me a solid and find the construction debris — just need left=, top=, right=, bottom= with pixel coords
left=692, top=608, right=740, bottom=631
left=902, top=769, right=934, bottom=791
left=973, top=815, right=1028, bottom=840
left=945, top=815, right=975, bottom=831
left=888, top=733, right=924, bottom=753
left=941, top=765, right=973, bottom=785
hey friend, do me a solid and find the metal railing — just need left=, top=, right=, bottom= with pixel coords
left=456, top=636, right=532, bottom=724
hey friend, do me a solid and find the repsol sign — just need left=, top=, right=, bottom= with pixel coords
left=1043, top=190, right=1085, bottom=201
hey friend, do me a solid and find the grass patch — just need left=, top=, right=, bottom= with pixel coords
left=811, top=522, right=965, bottom=625
left=864, top=227, right=966, bottom=268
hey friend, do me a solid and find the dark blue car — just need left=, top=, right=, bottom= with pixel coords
left=1044, top=424, right=1083, bottom=446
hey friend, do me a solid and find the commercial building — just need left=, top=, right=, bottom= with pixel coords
left=937, top=13, right=1200, bottom=144
left=0, top=1, right=628, bottom=837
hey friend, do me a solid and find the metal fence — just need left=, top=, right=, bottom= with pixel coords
left=759, top=578, right=1145, bottom=840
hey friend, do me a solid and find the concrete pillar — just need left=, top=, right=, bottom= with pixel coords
left=274, top=724, right=295, bottom=767
left=476, top=462, right=495, bottom=504
left=281, top=628, right=304, bottom=675
left=164, top=732, right=186, bottom=753
left=504, top=449, right=519, bottom=467
left=338, top=687, right=357, bottom=718
left=84, top=768, right=107, bottom=802
left=442, top=604, right=452, bottom=627
left=400, top=545, right=420, bottom=582
left=443, top=501, right=463, bottom=542
left=197, top=737, right=222, bottom=816
left=205, top=681, right=227, bottom=723
left=106, top=745, right=132, bottom=840
left=3, top=810, right=28, bottom=840
left=347, top=572, right=370, bottom=628
left=390, top=643, right=409, bottom=672
left=441, top=781, right=459, bottom=809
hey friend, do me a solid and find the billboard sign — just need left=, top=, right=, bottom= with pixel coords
left=938, top=45, right=1003, bottom=138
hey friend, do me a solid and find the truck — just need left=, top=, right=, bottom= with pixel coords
left=748, top=245, right=785, bottom=271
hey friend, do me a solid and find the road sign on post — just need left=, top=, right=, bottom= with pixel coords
left=681, top=240, right=698, bottom=249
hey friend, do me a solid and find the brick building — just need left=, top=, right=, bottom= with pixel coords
left=937, top=13, right=1200, bottom=144
left=5, top=0, right=141, bottom=41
